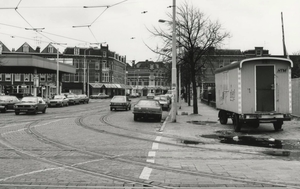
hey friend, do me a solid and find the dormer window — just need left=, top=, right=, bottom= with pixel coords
left=103, top=51, right=107, bottom=57
left=256, top=50, right=262, bottom=56
left=23, top=44, right=29, bottom=53
left=74, top=48, right=80, bottom=55
left=48, top=46, right=54, bottom=53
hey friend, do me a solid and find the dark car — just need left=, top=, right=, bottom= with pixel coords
left=14, top=96, right=47, bottom=115
left=133, top=99, right=162, bottom=121
left=78, top=94, right=89, bottom=104
left=110, top=95, right=131, bottom=111
left=0, top=95, right=20, bottom=113
left=66, top=94, right=80, bottom=105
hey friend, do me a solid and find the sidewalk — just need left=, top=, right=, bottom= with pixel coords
left=161, top=100, right=219, bottom=140
left=157, top=100, right=300, bottom=187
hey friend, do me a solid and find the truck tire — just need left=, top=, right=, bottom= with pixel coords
left=233, top=114, right=242, bottom=132
left=273, top=121, right=283, bottom=131
left=219, top=110, right=228, bottom=124
left=250, top=121, right=260, bottom=128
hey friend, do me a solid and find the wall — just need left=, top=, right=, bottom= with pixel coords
left=292, top=78, right=300, bottom=117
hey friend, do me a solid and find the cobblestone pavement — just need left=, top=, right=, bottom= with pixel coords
left=0, top=99, right=299, bottom=188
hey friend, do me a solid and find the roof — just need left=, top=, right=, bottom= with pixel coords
left=215, top=57, right=293, bottom=74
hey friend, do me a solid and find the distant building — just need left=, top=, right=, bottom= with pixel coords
left=126, top=60, right=170, bottom=96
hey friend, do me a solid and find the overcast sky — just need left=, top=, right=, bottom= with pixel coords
left=0, top=0, right=299, bottom=63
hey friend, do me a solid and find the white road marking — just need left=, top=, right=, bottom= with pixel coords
left=139, top=167, right=152, bottom=180
left=152, top=142, right=159, bottom=150
left=155, top=136, right=162, bottom=141
left=148, top=151, right=156, bottom=157
left=146, top=159, right=155, bottom=163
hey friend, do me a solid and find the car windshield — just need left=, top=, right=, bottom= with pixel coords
left=137, top=100, right=159, bottom=107
left=21, top=97, right=37, bottom=103
left=111, top=96, right=125, bottom=102
left=54, top=95, right=64, bottom=99
left=68, top=95, right=75, bottom=98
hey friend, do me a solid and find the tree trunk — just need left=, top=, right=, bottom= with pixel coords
left=191, top=69, right=198, bottom=114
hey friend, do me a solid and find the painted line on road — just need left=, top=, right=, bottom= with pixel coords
left=139, top=167, right=152, bottom=180
left=148, top=151, right=156, bottom=157
left=152, top=142, right=159, bottom=150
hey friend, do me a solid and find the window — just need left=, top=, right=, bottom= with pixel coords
left=95, top=73, right=100, bottom=82
left=23, top=44, right=29, bottom=53
left=15, top=74, right=21, bottom=81
left=47, top=74, right=52, bottom=81
left=102, top=72, right=109, bottom=82
left=31, top=74, right=34, bottom=82
left=74, top=48, right=80, bottom=55
left=74, top=59, right=79, bottom=69
left=256, top=50, right=262, bottom=56
left=0, top=74, right=2, bottom=81
left=103, top=51, right=107, bottom=57
left=102, top=60, right=107, bottom=68
left=24, top=74, right=30, bottom=82
left=40, top=74, right=46, bottom=82
left=63, top=74, right=70, bottom=82
left=74, top=73, right=79, bottom=82
left=5, top=74, right=11, bottom=81
left=95, top=62, right=100, bottom=70
left=48, top=46, right=54, bottom=53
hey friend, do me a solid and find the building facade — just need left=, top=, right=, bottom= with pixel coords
left=0, top=41, right=129, bottom=97
left=126, top=60, right=170, bottom=96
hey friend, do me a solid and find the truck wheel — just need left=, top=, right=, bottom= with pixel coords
left=219, top=110, right=228, bottom=124
left=273, top=121, right=283, bottom=131
left=233, top=114, right=242, bottom=132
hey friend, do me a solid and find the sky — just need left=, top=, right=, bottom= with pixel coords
left=0, top=0, right=299, bottom=64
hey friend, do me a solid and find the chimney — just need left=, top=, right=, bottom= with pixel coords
left=36, top=46, right=40, bottom=53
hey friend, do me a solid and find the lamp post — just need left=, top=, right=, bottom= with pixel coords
left=51, top=43, right=66, bottom=95
left=159, top=0, right=177, bottom=122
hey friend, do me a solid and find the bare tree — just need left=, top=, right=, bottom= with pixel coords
left=148, top=1, right=230, bottom=114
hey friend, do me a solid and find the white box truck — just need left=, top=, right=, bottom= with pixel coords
left=215, top=57, right=293, bottom=132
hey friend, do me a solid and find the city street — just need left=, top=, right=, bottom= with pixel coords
left=0, top=98, right=300, bottom=189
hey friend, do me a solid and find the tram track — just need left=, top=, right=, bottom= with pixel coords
left=0, top=104, right=299, bottom=188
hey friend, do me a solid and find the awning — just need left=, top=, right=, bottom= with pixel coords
left=89, top=83, right=104, bottom=88
left=118, top=84, right=132, bottom=89
left=103, top=83, right=117, bottom=88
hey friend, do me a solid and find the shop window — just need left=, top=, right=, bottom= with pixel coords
left=15, top=74, right=21, bottom=81
left=5, top=74, right=11, bottom=81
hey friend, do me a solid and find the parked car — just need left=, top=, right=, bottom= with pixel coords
left=48, top=95, right=69, bottom=107
left=14, top=96, right=47, bottom=115
left=66, top=94, right=80, bottom=105
left=159, top=94, right=172, bottom=104
left=0, top=95, right=20, bottom=113
left=129, top=93, right=140, bottom=98
left=133, top=99, right=162, bottom=122
left=90, top=93, right=110, bottom=99
left=78, top=94, right=89, bottom=104
left=110, top=95, right=131, bottom=111
left=165, top=89, right=175, bottom=99
left=146, top=93, right=155, bottom=99
left=154, top=95, right=171, bottom=111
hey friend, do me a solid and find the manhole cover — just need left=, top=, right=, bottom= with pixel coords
left=181, top=140, right=200, bottom=145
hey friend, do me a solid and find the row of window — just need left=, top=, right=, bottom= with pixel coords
left=0, top=74, right=53, bottom=82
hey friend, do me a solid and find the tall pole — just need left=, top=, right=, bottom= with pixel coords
left=83, top=50, right=86, bottom=95
left=56, top=48, right=59, bottom=95
left=171, top=0, right=177, bottom=122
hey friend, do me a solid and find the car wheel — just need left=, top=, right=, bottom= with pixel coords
left=1, top=106, right=7, bottom=113
left=34, top=108, right=38, bottom=115
left=42, top=107, right=46, bottom=114
left=219, top=110, right=228, bottom=125
left=110, top=107, right=113, bottom=111
left=15, top=111, right=20, bottom=115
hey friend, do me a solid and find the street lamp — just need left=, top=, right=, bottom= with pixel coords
left=158, top=0, right=177, bottom=122
left=51, top=43, right=67, bottom=95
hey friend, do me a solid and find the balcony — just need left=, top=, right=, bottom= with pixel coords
left=102, top=68, right=110, bottom=72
